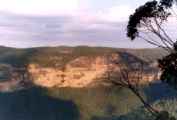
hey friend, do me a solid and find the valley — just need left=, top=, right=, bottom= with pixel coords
left=0, top=46, right=173, bottom=120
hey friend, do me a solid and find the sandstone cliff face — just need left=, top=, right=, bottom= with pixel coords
left=28, top=56, right=109, bottom=88
left=27, top=54, right=159, bottom=88
left=0, top=47, right=165, bottom=91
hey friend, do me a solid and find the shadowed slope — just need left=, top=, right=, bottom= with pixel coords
left=0, top=87, right=80, bottom=120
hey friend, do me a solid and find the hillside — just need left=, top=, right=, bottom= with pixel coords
left=0, top=46, right=174, bottom=120
left=0, top=46, right=167, bottom=89
left=0, top=46, right=167, bottom=67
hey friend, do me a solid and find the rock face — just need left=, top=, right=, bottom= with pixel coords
left=28, top=54, right=159, bottom=88
left=0, top=53, right=160, bottom=90
left=28, top=56, right=109, bottom=88
left=0, top=46, right=166, bottom=91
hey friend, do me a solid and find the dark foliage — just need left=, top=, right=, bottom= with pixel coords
left=127, top=0, right=177, bottom=90
left=0, top=87, right=80, bottom=120
left=158, top=51, right=177, bottom=89
left=127, top=0, right=177, bottom=119
left=127, top=0, right=158, bottom=40
left=127, top=0, right=173, bottom=40
left=155, top=111, right=176, bottom=120
left=160, top=0, right=174, bottom=8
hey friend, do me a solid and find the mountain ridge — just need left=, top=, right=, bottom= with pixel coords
left=0, top=46, right=166, bottom=90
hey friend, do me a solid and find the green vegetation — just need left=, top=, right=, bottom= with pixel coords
left=0, top=64, right=11, bottom=81
left=121, top=48, right=168, bottom=63
left=46, top=86, right=144, bottom=120
left=0, top=46, right=167, bottom=68
left=0, top=87, right=80, bottom=120
left=0, top=83, right=176, bottom=120
left=118, top=99, right=177, bottom=120
left=0, top=46, right=171, bottom=120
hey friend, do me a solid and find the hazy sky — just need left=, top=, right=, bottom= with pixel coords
left=0, top=0, right=166, bottom=48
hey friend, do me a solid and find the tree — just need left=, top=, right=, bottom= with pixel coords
left=127, top=0, right=177, bottom=89
left=112, top=62, right=158, bottom=115
left=158, top=51, right=177, bottom=88
left=127, top=0, right=176, bottom=52
left=126, top=0, right=177, bottom=119
left=105, top=53, right=159, bottom=115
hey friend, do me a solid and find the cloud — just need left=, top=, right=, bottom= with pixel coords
left=0, top=0, right=135, bottom=22
left=0, top=12, right=155, bottom=48
left=97, top=5, right=133, bottom=22
left=0, top=0, right=164, bottom=48
left=0, top=0, right=81, bottom=16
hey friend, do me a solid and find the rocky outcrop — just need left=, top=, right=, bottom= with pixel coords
left=0, top=46, right=166, bottom=91
left=28, top=54, right=159, bottom=88
left=28, top=56, right=109, bottom=88
left=0, top=53, right=160, bottom=90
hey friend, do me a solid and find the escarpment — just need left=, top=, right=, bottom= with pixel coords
left=27, top=53, right=159, bottom=88
left=0, top=47, right=163, bottom=90
left=28, top=56, right=108, bottom=88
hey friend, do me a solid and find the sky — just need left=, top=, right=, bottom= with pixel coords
left=0, top=0, right=169, bottom=48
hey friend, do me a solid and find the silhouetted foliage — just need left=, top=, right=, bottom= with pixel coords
left=127, top=0, right=159, bottom=40
left=108, top=55, right=159, bottom=115
left=160, top=0, right=174, bottom=8
left=158, top=50, right=177, bottom=89
left=127, top=0, right=176, bottom=52
left=127, top=0, right=177, bottom=91
left=127, top=0, right=177, bottom=119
